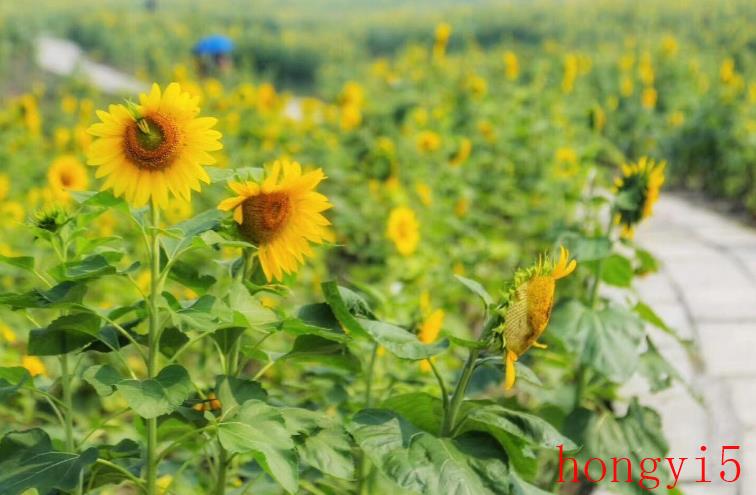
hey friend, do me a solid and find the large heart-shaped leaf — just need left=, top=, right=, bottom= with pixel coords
left=218, top=400, right=298, bottom=493
left=0, top=429, right=98, bottom=494
left=549, top=300, right=644, bottom=382
left=349, top=409, right=511, bottom=494
left=356, top=318, right=449, bottom=360
left=117, top=364, right=193, bottom=418
left=282, top=407, right=355, bottom=480
left=83, top=364, right=122, bottom=397
left=28, top=312, right=102, bottom=356
left=380, top=393, right=445, bottom=435
left=0, top=281, right=86, bottom=309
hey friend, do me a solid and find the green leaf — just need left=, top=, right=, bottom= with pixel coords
left=218, top=400, right=298, bottom=493
left=168, top=295, right=220, bottom=331
left=168, top=259, right=217, bottom=292
left=348, top=409, right=510, bottom=494
left=211, top=326, right=246, bottom=354
left=600, top=254, right=633, bottom=287
left=50, top=253, right=123, bottom=281
left=458, top=402, right=577, bottom=451
left=85, top=439, right=141, bottom=489
left=577, top=400, right=669, bottom=494
left=117, top=364, right=193, bottom=419
left=638, top=338, right=681, bottom=393
left=454, top=275, right=494, bottom=309
left=28, top=312, right=102, bottom=356
left=0, top=367, right=32, bottom=400
left=0, top=281, right=86, bottom=309
left=283, top=335, right=361, bottom=372
left=356, top=318, right=449, bottom=360
left=381, top=393, right=444, bottom=435
left=0, top=429, right=98, bottom=494
left=321, top=282, right=371, bottom=338
left=550, top=300, right=644, bottom=382
left=0, top=255, right=34, bottom=272
left=567, top=235, right=611, bottom=262
left=83, top=364, right=122, bottom=397
left=281, top=408, right=355, bottom=480
left=226, top=281, right=277, bottom=327
left=280, top=318, right=349, bottom=343
left=159, top=327, right=190, bottom=358
left=215, top=375, right=267, bottom=411
left=448, top=335, right=489, bottom=350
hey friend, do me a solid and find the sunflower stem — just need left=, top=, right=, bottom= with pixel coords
left=442, top=349, right=479, bottom=437
left=146, top=202, right=162, bottom=495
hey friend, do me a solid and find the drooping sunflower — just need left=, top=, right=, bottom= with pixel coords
left=386, top=207, right=420, bottom=256
left=48, top=155, right=89, bottom=200
left=87, top=82, right=222, bottom=208
left=501, top=246, right=576, bottom=390
left=217, top=160, right=333, bottom=282
left=613, top=157, right=665, bottom=238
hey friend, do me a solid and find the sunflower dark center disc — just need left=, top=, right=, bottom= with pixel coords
left=240, top=192, right=292, bottom=244
left=124, top=113, right=181, bottom=170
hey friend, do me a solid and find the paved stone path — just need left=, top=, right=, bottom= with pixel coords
left=624, top=193, right=756, bottom=495
left=36, top=36, right=147, bottom=94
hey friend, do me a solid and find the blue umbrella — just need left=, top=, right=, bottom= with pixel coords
left=193, top=35, right=234, bottom=56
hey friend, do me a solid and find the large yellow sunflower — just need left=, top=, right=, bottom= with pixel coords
left=502, top=246, right=576, bottom=390
left=86, top=82, right=222, bottom=208
left=386, top=207, right=420, bottom=256
left=613, top=157, right=665, bottom=238
left=48, top=155, right=89, bottom=200
left=217, top=160, right=333, bottom=282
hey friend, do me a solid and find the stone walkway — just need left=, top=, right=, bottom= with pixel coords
left=36, top=36, right=147, bottom=94
left=625, top=193, right=756, bottom=495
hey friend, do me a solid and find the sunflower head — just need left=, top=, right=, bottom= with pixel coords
left=31, top=204, right=70, bottom=233
left=87, top=82, right=222, bottom=208
left=613, top=157, right=665, bottom=238
left=48, top=155, right=89, bottom=200
left=386, top=207, right=420, bottom=256
left=500, top=246, right=576, bottom=390
left=217, top=160, right=333, bottom=282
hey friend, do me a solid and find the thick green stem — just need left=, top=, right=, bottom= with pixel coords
left=146, top=203, right=162, bottom=495
left=215, top=446, right=228, bottom=495
left=442, top=349, right=479, bottom=436
left=60, top=353, right=82, bottom=495
left=364, top=343, right=378, bottom=408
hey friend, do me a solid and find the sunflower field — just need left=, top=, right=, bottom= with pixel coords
left=0, top=0, right=753, bottom=494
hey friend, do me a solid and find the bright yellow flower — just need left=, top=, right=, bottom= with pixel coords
left=450, top=138, right=472, bottom=167
left=48, top=155, right=89, bottom=200
left=641, top=87, right=657, bottom=110
left=415, top=182, right=432, bottom=206
left=661, top=35, right=679, bottom=57
left=419, top=309, right=445, bottom=344
left=0, top=174, right=8, bottom=201
left=503, top=51, right=520, bottom=80
left=720, top=58, right=735, bottom=84
left=0, top=323, right=16, bottom=344
left=218, top=160, right=334, bottom=282
left=386, top=207, right=419, bottom=256
left=416, top=131, right=441, bottom=153
left=340, top=104, right=362, bottom=131
left=613, top=157, right=665, bottom=238
left=465, top=74, right=487, bottom=98
left=22, top=356, right=47, bottom=377
left=339, top=81, right=364, bottom=108
left=455, top=197, right=469, bottom=218
left=503, top=246, right=576, bottom=390
left=668, top=111, right=685, bottom=128
left=0, top=202, right=25, bottom=228
left=87, top=82, right=223, bottom=208
left=61, top=95, right=78, bottom=114
left=620, top=76, right=634, bottom=97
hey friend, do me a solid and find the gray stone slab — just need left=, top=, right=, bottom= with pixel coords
left=698, top=323, right=756, bottom=377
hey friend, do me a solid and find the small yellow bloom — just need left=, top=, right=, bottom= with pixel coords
left=613, top=157, right=666, bottom=238
left=0, top=174, right=9, bottom=201
left=22, top=356, right=47, bottom=377
left=0, top=202, right=25, bottom=228
left=415, top=182, right=432, bottom=206
left=416, top=130, right=441, bottom=153
left=386, top=207, right=420, bottom=256
left=450, top=138, right=472, bottom=167
left=641, top=87, right=657, bottom=110
left=503, top=51, right=520, bottom=80
left=668, top=111, right=685, bottom=128
left=454, top=197, right=469, bottom=218
left=0, top=323, right=16, bottom=344
left=48, top=155, right=89, bottom=200
left=419, top=309, right=445, bottom=344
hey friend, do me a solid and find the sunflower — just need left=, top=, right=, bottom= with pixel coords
left=87, top=82, right=222, bottom=208
left=386, top=207, right=420, bottom=256
left=48, top=155, right=89, bottom=200
left=218, top=160, right=333, bottom=282
left=501, top=246, right=576, bottom=390
left=613, top=157, right=665, bottom=238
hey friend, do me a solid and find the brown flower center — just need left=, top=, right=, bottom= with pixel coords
left=239, top=192, right=292, bottom=244
left=123, top=113, right=181, bottom=170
